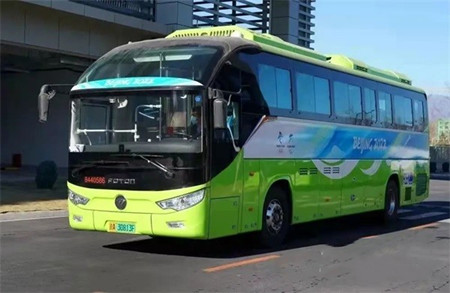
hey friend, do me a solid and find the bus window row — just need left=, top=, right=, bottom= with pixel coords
left=237, top=51, right=427, bottom=132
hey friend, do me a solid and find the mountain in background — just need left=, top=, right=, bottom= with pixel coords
left=428, top=94, right=450, bottom=122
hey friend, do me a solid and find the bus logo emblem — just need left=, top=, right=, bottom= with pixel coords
left=115, top=195, right=127, bottom=210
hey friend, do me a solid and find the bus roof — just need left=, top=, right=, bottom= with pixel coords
left=166, top=25, right=425, bottom=94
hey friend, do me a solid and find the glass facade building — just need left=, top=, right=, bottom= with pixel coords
left=193, top=0, right=315, bottom=48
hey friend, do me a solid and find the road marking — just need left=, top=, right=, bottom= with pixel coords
left=0, top=215, right=66, bottom=223
left=361, top=235, right=379, bottom=239
left=400, top=212, right=447, bottom=221
left=439, top=219, right=450, bottom=224
left=203, top=254, right=280, bottom=273
left=408, top=223, right=438, bottom=231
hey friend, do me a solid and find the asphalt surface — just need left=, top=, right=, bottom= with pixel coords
left=1, top=180, right=449, bottom=292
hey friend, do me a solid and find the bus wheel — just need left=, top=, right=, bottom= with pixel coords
left=259, top=186, right=290, bottom=248
left=381, top=180, right=399, bottom=224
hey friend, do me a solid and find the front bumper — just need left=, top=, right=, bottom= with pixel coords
left=68, top=183, right=209, bottom=239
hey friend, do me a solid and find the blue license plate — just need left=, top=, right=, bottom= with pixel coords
left=108, top=222, right=136, bottom=234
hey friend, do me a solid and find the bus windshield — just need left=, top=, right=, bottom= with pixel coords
left=69, top=91, right=203, bottom=153
left=76, top=45, right=222, bottom=85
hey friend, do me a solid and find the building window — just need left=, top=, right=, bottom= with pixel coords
left=296, top=73, right=330, bottom=115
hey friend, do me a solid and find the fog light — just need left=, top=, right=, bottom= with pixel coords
left=73, top=215, right=83, bottom=222
left=167, top=221, right=184, bottom=228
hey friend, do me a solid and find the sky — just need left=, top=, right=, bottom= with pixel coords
left=313, top=0, right=450, bottom=96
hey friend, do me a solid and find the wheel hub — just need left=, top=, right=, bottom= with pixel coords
left=266, top=199, right=284, bottom=235
left=387, top=190, right=396, bottom=216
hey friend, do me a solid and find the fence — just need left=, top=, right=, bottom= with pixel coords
left=430, top=146, right=450, bottom=173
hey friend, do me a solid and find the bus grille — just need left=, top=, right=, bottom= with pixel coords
left=298, top=168, right=308, bottom=175
left=405, top=187, right=412, bottom=201
left=416, top=173, right=428, bottom=196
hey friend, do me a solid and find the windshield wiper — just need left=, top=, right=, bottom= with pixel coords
left=112, top=153, right=175, bottom=179
left=135, top=154, right=175, bottom=179
left=71, top=160, right=129, bottom=177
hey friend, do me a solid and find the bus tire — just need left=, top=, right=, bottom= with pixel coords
left=259, top=186, right=291, bottom=248
left=381, top=179, right=399, bottom=224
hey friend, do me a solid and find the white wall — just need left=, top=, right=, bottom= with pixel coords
left=1, top=70, right=80, bottom=168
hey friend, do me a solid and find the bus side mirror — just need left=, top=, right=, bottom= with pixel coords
left=213, top=98, right=227, bottom=129
left=209, top=88, right=227, bottom=129
left=38, top=85, right=56, bottom=123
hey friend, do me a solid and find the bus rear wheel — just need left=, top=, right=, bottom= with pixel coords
left=381, top=180, right=399, bottom=224
left=259, top=186, right=290, bottom=248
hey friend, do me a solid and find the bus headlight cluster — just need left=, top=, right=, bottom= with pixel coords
left=157, top=189, right=205, bottom=211
left=68, top=189, right=90, bottom=206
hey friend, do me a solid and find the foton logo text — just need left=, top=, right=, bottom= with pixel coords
left=107, top=178, right=136, bottom=185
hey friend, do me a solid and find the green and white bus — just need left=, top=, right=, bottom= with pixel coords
left=39, top=26, right=429, bottom=247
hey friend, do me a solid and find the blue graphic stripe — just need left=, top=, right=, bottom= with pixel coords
left=72, top=77, right=203, bottom=91
left=243, top=118, right=429, bottom=160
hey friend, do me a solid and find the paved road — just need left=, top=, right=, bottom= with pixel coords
left=1, top=180, right=449, bottom=292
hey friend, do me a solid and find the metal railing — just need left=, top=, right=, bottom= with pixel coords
left=72, top=0, right=155, bottom=21
left=193, top=0, right=270, bottom=33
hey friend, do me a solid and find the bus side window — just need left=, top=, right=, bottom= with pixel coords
left=413, top=99, right=425, bottom=132
left=214, top=62, right=241, bottom=93
left=363, top=88, right=377, bottom=125
left=241, top=71, right=269, bottom=115
left=296, top=72, right=331, bottom=115
left=240, top=71, right=269, bottom=144
left=227, top=101, right=240, bottom=142
left=393, top=95, right=413, bottom=130
left=378, top=91, right=393, bottom=127
left=258, top=64, right=292, bottom=110
left=333, top=81, right=362, bottom=123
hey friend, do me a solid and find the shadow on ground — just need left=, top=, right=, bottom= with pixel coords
left=0, top=169, right=67, bottom=205
left=104, top=200, right=450, bottom=259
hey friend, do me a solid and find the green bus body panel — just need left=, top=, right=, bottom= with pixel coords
left=208, top=197, right=240, bottom=238
left=68, top=156, right=429, bottom=239
left=293, top=160, right=319, bottom=223
left=242, top=160, right=261, bottom=232
left=209, top=156, right=430, bottom=234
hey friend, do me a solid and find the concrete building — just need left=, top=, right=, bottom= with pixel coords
left=1, top=0, right=315, bottom=168
left=437, top=119, right=450, bottom=142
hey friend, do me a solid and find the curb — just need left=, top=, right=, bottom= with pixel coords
left=430, top=174, right=450, bottom=180
left=0, top=210, right=68, bottom=222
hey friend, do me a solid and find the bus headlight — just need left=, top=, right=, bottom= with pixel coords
left=68, top=189, right=90, bottom=206
left=157, top=189, right=205, bottom=211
